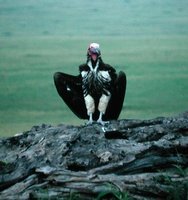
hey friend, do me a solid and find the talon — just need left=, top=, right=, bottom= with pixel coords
left=86, top=119, right=94, bottom=125
left=97, top=119, right=109, bottom=125
left=97, top=112, right=105, bottom=125
left=97, top=119, right=105, bottom=125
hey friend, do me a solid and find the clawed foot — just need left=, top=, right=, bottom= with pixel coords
left=97, top=119, right=109, bottom=125
left=85, top=113, right=109, bottom=126
left=86, top=119, right=109, bottom=126
left=86, top=119, right=94, bottom=125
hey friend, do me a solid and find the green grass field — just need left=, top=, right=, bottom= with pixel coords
left=0, top=0, right=188, bottom=137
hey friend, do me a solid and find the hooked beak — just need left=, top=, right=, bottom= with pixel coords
left=91, top=53, right=98, bottom=61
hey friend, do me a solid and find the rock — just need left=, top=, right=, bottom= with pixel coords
left=0, top=112, right=188, bottom=199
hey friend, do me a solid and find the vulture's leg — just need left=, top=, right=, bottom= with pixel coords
left=84, top=94, right=95, bottom=124
left=97, top=93, right=111, bottom=125
left=53, top=72, right=88, bottom=119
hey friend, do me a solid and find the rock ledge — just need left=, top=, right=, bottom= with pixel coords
left=0, top=112, right=188, bottom=199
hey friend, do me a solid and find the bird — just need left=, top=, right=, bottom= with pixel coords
left=54, top=42, right=126, bottom=125
left=80, top=43, right=116, bottom=124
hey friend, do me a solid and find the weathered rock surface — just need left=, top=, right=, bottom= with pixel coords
left=0, top=112, right=188, bottom=199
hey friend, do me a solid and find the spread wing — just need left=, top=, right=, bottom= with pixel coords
left=54, top=72, right=88, bottom=119
left=53, top=71, right=126, bottom=121
left=103, top=71, right=127, bottom=120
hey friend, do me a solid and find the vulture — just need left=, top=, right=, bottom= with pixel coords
left=54, top=43, right=127, bottom=125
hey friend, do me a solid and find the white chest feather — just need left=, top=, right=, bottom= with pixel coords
left=98, top=70, right=111, bottom=81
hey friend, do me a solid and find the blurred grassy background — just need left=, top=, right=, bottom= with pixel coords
left=0, top=0, right=188, bottom=136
